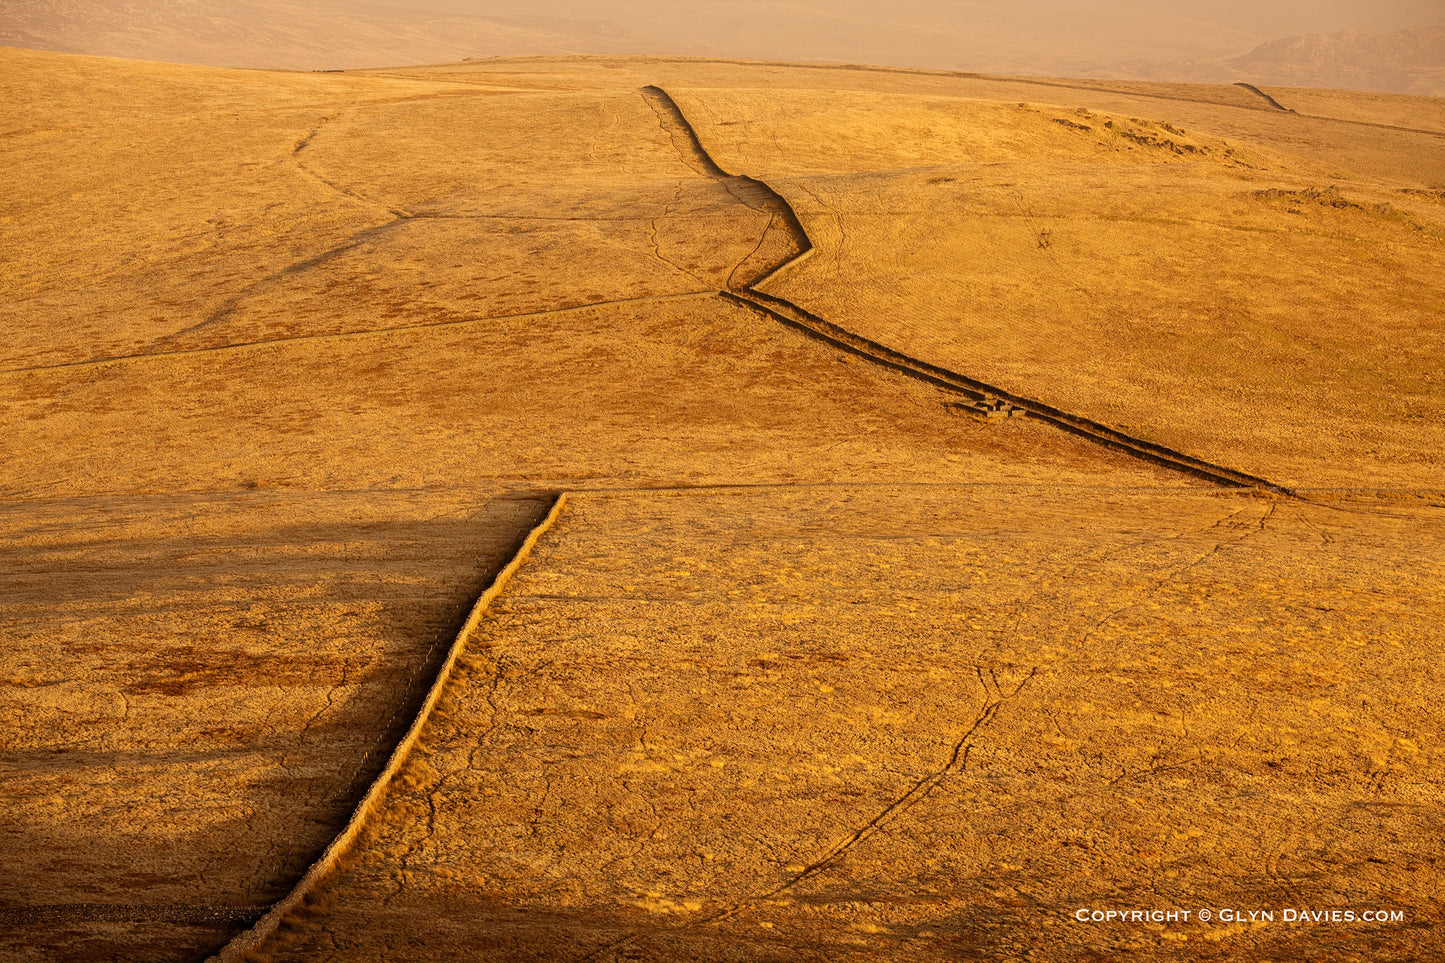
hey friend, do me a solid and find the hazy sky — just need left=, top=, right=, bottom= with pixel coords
left=360, top=0, right=1445, bottom=71
left=383, top=0, right=1444, bottom=36
left=2, top=0, right=1441, bottom=85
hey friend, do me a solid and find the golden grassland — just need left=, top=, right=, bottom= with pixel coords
left=260, top=487, right=1445, bottom=961
left=1, top=46, right=1442, bottom=961
left=666, top=85, right=1445, bottom=491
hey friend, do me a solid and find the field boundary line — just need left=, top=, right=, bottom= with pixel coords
left=643, top=85, right=1292, bottom=495
left=206, top=492, right=568, bottom=963
left=0, top=292, right=715, bottom=376
left=1233, top=83, right=1294, bottom=112
left=723, top=289, right=1290, bottom=493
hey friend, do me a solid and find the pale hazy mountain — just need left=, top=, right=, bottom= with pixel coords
left=1229, top=25, right=1445, bottom=95
left=0, top=0, right=1441, bottom=93
left=1104, top=26, right=1445, bottom=96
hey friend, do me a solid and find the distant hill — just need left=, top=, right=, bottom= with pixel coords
left=1109, top=26, right=1445, bottom=96
left=1229, top=26, right=1445, bottom=95
left=0, top=0, right=1440, bottom=94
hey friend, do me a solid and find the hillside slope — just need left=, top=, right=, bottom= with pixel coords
left=2, top=49, right=1442, bottom=962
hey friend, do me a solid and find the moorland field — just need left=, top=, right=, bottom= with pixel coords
left=2, top=47, right=1443, bottom=961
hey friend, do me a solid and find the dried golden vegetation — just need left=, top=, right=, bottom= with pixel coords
left=2, top=48, right=1442, bottom=962
left=257, top=487, right=1445, bottom=962
left=667, top=84, right=1445, bottom=491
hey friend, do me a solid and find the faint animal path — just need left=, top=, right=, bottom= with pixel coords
left=146, top=109, right=417, bottom=350
left=786, top=180, right=846, bottom=279
left=147, top=219, right=410, bottom=349
left=731, top=665, right=1039, bottom=908
left=1075, top=500, right=1278, bottom=650
left=647, top=182, right=713, bottom=287
left=383, top=649, right=519, bottom=910
left=292, top=108, right=414, bottom=220
left=0, top=291, right=719, bottom=376
left=577, top=666, right=1038, bottom=961
left=641, top=86, right=1294, bottom=495
left=155, top=98, right=527, bottom=354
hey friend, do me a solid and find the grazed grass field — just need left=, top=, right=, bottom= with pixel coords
left=667, top=85, right=1445, bottom=491
left=257, top=486, right=1445, bottom=962
left=1, top=47, right=1441, bottom=962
